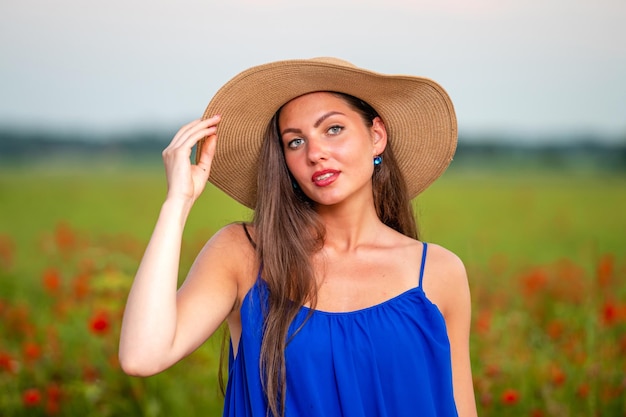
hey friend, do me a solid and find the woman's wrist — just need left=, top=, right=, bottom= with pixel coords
left=160, top=196, right=194, bottom=228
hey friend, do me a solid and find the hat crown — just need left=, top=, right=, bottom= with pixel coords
left=309, top=57, right=357, bottom=68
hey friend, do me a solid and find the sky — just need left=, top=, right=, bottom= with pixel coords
left=1, top=0, right=625, bottom=143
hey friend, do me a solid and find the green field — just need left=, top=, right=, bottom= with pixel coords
left=1, top=160, right=625, bottom=416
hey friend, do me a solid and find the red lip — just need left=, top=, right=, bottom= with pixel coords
left=311, top=169, right=340, bottom=187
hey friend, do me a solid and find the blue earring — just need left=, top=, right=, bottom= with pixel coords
left=373, top=155, right=383, bottom=166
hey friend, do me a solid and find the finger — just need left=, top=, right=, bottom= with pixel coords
left=168, top=115, right=221, bottom=149
left=178, top=126, right=219, bottom=156
left=178, top=115, right=220, bottom=143
left=162, top=131, right=215, bottom=177
left=169, top=119, right=202, bottom=148
left=196, top=133, right=218, bottom=174
left=164, top=123, right=218, bottom=165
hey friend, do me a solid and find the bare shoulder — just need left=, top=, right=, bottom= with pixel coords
left=191, top=223, right=258, bottom=296
left=423, top=243, right=466, bottom=282
left=421, top=243, right=470, bottom=318
left=200, top=222, right=255, bottom=257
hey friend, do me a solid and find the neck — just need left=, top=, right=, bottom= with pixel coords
left=315, top=196, right=384, bottom=253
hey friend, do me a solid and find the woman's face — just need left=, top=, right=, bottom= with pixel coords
left=278, top=92, right=387, bottom=208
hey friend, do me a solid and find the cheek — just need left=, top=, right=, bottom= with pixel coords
left=342, top=143, right=373, bottom=169
left=283, top=153, right=302, bottom=177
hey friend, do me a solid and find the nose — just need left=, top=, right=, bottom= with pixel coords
left=306, top=138, right=328, bottom=164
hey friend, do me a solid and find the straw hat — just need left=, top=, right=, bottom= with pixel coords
left=197, top=57, right=457, bottom=209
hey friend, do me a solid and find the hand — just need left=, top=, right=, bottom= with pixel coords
left=161, top=115, right=220, bottom=205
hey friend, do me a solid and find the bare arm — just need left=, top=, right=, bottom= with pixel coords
left=424, top=245, right=478, bottom=417
left=119, top=116, right=240, bottom=376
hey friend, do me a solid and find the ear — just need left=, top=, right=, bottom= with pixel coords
left=371, top=116, right=388, bottom=156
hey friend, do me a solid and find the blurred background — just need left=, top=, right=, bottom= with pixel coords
left=1, top=0, right=625, bottom=416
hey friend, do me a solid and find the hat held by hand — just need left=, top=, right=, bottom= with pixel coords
left=197, top=57, right=457, bottom=209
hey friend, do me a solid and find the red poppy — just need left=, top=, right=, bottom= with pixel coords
left=577, top=383, right=590, bottom=398
left=6, top=302, right=33, bottom=335
left=46, top=383, right=62, bottom=402
left=54, top=221, right=76, bottom=251
left=546, top=320, right=564, bottom=340
left=45, top=383, right=63, bottom=414
left=0, top=351, right=18, bottom=373
left=22, top=388, right=42, bottom=407
left=521, top=269, right=548, bottom=296
left=475, top=309, right=492, bottom=335
left=501, top=388, right=520, bottom=405
left=485, top=364, right=500, bottom=378
left=89, top=311, right=110, bottom=335
left=550, top=365, right=566, bottom=386
left=596, top=254, right=614, bottom=288
left=23, top=342, right=42, bottom=361
left=72, top=272, right=90, bottom=299
left=42, top=268, right=61, bottom=294
left=553, top=259, right=585, bottom=303
left=602, top=301, right=618, bottom=326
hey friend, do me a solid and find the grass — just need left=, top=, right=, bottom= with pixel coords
left=1, top=159, right=625, bottom=416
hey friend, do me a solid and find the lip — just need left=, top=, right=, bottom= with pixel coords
left=311, top=169, right=340, bottom=187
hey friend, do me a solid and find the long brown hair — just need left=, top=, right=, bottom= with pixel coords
left=249, top=92, right=418, bottom=416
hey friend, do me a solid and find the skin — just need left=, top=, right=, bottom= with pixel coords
left=119, top=92, right=477, bottom=416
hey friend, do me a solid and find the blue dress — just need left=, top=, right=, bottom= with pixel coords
left=223, top=243, right=458, bottom=416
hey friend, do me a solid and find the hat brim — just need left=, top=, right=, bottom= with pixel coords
left=198, top=58, right=457, bottom=209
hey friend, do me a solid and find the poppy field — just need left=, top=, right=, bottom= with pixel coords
left=1, top=160, right=625, bottom=416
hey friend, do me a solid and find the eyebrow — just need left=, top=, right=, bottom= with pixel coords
left=280, top=111, right=345, bottom=136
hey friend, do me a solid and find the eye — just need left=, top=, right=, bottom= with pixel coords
left=287, top=138, right=304, bottom=149
left=327, top=125, right=343, bottom=135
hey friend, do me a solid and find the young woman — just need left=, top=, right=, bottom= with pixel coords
left=119, top=57, right=477, bottom=417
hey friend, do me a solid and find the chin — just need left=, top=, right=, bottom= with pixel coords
left=308, top=193, right=348, bottom=208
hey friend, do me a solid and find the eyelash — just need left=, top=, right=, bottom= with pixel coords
left=287, top=138, right=304, bottom=149
left=286, top=125, right=344, bottom=149
left=328, top=125, right=343, bottom=135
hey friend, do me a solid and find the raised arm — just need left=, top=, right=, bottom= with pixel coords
left=119, top=116, right=240, bottom=376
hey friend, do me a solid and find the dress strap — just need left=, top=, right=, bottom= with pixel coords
left=241, top=222, right=256, bottom=249
left=418, top=242, right=428, bottom=288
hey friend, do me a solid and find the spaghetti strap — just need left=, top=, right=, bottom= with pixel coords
left=418, top=242, right=428, bottom=288
left=241, top=223, right=256, bottom=249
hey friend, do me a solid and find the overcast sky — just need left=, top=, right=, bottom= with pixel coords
left=1, top=0, right=625, bottom=142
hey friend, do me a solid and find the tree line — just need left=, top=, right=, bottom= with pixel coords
left=1, top=128, right=624, bottom=171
